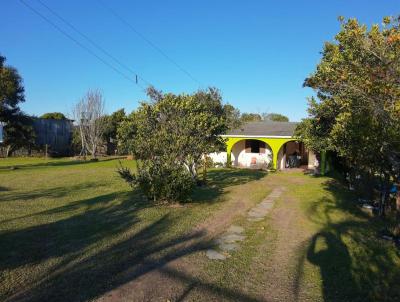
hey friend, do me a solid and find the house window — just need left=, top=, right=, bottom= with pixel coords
left=251, top=140, right=260, bottom=153
left=245, top=140, right=265, bottom=153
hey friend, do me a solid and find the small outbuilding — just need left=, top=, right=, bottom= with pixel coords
left=33, top=118, right=73, bottom=155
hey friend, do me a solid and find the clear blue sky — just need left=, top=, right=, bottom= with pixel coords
left=1, top=1, right=398, bottom=121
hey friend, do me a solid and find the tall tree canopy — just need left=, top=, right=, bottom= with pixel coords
left=102, top=109, right=126, bottom=142
left=239, top=112, right=289, bottom=123
left=263, top=113, right=289, bottom=122
left=0, top=55, right=25, bottom=120
left=240, top=113, right=262, bottom=123
left=0, top=55, right=34, bottom=156
left=40, top=112, right=67, bottom=120
left=102, top=108, right=126, bottom=155
left=223, top=103, right=242, bottom=129
left=297, top=17, right=400, bottom=214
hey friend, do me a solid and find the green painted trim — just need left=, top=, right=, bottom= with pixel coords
left=225, top=136, right=297, bottom=169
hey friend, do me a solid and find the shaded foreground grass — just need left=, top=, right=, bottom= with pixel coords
left=296, top=178, right=400, bottom=301
left=0, top=157, right=266, bottom=301
left=188, top=172, right=400, bottom=301
left=1, top=158, right=399, bottom=301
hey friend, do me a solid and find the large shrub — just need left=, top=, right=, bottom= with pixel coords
left=117, top=87, right=233, bottom=203
left=118, top=158, right=194, bottom=202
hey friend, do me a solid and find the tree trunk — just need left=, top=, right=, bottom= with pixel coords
left=202, top=156, right=207, bottom=184
left=79, top=125, right=88, bottom=157
left=396, top=183, right=400, bottom=213
left=92, top=142, right=97, bottom=159
left=5, top=145, right=12, bottom=158
left=395, top=183, right=400, bottom=236
left=379, top=174, right=391, bottom=217
left=184, top=161, right=197, bottom=181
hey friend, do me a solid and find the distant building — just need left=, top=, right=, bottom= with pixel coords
left=33, top=118, right=73, bottom=155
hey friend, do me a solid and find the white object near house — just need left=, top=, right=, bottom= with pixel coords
left=208, top=152, right=228, bottom=167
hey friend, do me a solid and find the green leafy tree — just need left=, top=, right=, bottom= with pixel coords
left=103, top=109, right=125, bottom=140
left=0, top=55, right=24, bottom=120
left=116, top=110, right=136, bottom=155
left=264, top=113, right=289, bottom=122
left=240, top=113, right=262, bottom=123
left=223, top=103, right=242, bottom=129
left=297, top=16, right=400, bottom=216
left=102, top=109, right=126, bottom=154
left=2, top=114, right=35, bottom=156
left=70, top=126, right=82, bottom=155
left=40, top=112, right=67, bottom=120
left=118, top=87, right=229, bottom=202
left=0, top=55, right=34, bottom=156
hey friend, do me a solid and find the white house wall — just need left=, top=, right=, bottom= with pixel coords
left=208, top=140, right=272, bottom=169
left=232, top=140, right=272, bottom=169
left=308, top=150, right=319, bottom=170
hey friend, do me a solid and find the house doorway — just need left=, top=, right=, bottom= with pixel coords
left=277, top=141, right=308, bottom=170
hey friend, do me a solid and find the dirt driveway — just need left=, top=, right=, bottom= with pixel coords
left=97, top=172, right=317, bottom=302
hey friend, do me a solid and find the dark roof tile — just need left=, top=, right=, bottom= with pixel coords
left=226, top=121, right=298, bottom=137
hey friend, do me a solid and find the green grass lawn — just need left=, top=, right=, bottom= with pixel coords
left=0, top=157, right=399, bottom=302
left=0, top=157, right=267, bottom=301
left=286, top=174, right=400, bottom=302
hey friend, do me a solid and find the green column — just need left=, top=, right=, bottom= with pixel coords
left=227, top=148, right=232, bottom=167
left=272, top=149, right=278, bottom=170
left=320, top=151, right=326, bottom=175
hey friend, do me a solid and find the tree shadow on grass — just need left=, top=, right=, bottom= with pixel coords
left=0, top=189, right=203, bottom=301
left=0, top=191, right=143, bottom=273
left=160, top=266, right=265, bottom=302
left=9, top=215, right=208, bottom=302
left=2, top=208, right=264, bottom=302
left=191, top=168, right=267, bottom=204
left=1, top=169, right=268, bottom=302
left=294, top=178, right=400, bottom=302
left=0, top=157, right=122, bottom=171
left=207, top=168, right=267, bottom=187
left=0, top=182, right=104, bottom=203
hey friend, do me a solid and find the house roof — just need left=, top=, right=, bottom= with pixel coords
left=225, top=121, right=298, bottom=137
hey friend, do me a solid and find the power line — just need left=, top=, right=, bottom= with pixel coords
left=19, top=0, right=148, bottom=90
left=97, top=0, right=202, bottom=87
left=35, top=0, right=151, bottom=87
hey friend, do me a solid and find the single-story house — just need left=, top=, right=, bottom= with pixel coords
left=209, top=121, right=326, bottom=173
